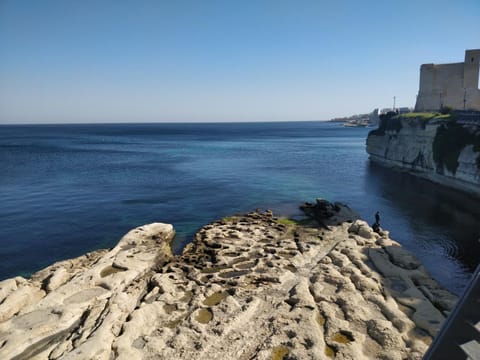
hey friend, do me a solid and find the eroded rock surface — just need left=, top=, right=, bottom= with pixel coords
left=0, top=223, right=174, bottom=360
left=0, top=202, right=457, bottom=359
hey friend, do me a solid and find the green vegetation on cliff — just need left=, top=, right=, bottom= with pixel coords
left=400, top=112, right=451, bottom=120
left=369, top=112, right=453, bottom=136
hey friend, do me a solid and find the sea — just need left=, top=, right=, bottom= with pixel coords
left=1, top=121, right=479, bottom=295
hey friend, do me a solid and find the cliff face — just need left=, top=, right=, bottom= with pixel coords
left=0, top=201, right=456, bottom=360
left=366, top=115, right=480, bottom=195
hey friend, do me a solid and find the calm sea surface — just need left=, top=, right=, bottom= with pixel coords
left=1, top=122, right=479, bottom=294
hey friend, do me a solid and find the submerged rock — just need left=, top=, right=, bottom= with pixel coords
left=0, top=203, right=457, bottom=359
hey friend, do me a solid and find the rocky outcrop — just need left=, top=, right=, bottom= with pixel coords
left=0, top=223, right=175, bottom=360
left=0, top=201, right=457, bottom=359
left=366, top=114, right=480, bottom=196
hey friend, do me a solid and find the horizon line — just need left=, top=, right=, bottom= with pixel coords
left=0, top=119, right=333, bottom=126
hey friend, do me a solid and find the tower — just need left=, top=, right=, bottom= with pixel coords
left=463, top=49, right=480, bottom=89
left=415, top=49, right=480, bottom=112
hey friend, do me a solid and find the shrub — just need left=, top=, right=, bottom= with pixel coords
left=440, top=106, right=453, bottom=115
left=369, top=111, right=401, bottom=136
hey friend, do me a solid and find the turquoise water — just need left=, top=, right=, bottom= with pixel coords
left=0, top=122, right=478, bottom=294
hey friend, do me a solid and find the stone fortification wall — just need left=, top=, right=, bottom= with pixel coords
left=366, top=115, right=480, bottom=196
left=415, top=50, right=480, bottom=112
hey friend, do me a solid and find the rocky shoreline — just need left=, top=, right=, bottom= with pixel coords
left=0, top=200, right=457, bottom=359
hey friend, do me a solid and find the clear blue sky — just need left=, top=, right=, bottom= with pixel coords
left=0, top=0, right=479, bottom=123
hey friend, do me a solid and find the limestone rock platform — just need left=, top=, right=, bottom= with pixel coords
left=0, top=200, right=457, bottom=359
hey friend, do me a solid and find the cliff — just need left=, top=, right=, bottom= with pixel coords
left=366, top=113, right=480, bottom=196
left=0, top=201, right=456, bottom=360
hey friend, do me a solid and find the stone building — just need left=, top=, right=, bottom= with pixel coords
left=415, top=49, right=480, bottom=112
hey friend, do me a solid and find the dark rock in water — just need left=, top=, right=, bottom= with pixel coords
left=301, top=198, right=336, bottom=221
left=300, top=198, right=358, bottom=227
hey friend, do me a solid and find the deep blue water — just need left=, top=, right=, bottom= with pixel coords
left=1, top=122, right=479, bottom=295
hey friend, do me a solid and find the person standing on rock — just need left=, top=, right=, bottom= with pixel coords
left=372, top=211, right=381, bottom=233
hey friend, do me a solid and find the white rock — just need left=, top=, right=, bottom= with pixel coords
left=0, top=278, right=17, bottom=303
left=0, top=286, right=45, bottom=323
left=46, top=267, right=70, bottom=292
left=0, top=213, right=456, bottom=360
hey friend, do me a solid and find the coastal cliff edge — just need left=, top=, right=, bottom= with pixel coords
left=366, top=113, right=480, bottom=196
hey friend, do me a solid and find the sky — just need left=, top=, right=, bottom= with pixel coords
left=0, top=0, right=479, bottom=124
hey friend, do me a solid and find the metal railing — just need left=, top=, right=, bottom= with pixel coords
left=423, top=264, right=480, bottom=359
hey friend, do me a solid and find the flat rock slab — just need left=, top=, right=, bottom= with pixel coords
left=0, top=203, right=457, bottom=360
